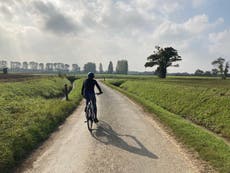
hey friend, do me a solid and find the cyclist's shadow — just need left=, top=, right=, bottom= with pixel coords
left=91, top=121, right=158, bottom=159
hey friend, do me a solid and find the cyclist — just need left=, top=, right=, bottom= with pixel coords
left=81, top=72, right=103, bottom=123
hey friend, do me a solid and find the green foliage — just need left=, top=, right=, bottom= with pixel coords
left=106, top=78, right=230, bottom=173
left=212, top=57, right=229, bottom=79
left=83, top=62, right=96, bottom=73
left=0, top=77, right=83, bottom=172
left=145, top=46, right=182, bottom=78
left=116, top=60, right=128, bottom=74
left=107, top=61, right=113, bottom=74
left=99, top=63, right=103, bottom=73
left=3, top=68, right=8, bottom=74
left=0, top=77, right=69, bottom=100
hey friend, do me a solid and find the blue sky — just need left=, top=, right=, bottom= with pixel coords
left=0, top=0, right=229, bottom=73
left=176, top=0, right=230, bottom=27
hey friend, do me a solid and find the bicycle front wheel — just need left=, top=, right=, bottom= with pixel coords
left=87, top=111, right=93, bottom=132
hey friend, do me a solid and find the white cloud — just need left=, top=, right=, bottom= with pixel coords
left=192, top=0, right=206, bottom=8
left=0, top=0, right=228, bottom=72
left=153, top=14, right=221, bottom=43
left=209, top=29, right=230, bottom=57
left=151, top=14, right=225, bottom=73
left=162, top=2, right=181, bottom=13
left=184, top=14, right=209, bottom=33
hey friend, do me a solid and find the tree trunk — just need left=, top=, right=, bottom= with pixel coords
left=3, top=68, right=8, bottom=74
left=158, top=66, right=167, bottom=78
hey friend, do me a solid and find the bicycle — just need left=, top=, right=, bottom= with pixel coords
left=85, top=92, right=102, bottom=132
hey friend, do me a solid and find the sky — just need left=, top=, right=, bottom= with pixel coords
left=0, top=0, right=229, bottom=73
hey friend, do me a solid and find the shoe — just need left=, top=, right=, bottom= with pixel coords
left=94, top=118, right=99, bottom=123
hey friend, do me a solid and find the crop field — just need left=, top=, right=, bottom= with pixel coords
left=106, top=77, right=230, bottom=172
left=0, top=76, right=83, bottom=172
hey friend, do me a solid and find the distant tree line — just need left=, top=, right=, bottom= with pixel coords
left=194, top=57, right=229, bottom=79
left=0, top=60, right=81, bottom=74
left=0, top=59, right=129, bottom=75
left=83, top=60, right=128, bottom=74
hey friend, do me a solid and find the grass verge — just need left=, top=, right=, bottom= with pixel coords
left=110, top=78, right=230, bottom=139
left=104, top=81, right=230, bottom=173
left=0, top=77, right=83, bottom=173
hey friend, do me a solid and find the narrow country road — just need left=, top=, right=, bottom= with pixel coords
left=16, top=82, right=200, bottom=173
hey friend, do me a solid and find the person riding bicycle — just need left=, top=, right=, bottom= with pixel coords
left=81, top=72, right=103, bottom=123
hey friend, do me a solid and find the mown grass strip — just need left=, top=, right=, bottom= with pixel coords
left=104, top=81, right=230, bottom=173
left=118, top=79, right=230, bottom=139
left=0, top=77, right=83, bottom=173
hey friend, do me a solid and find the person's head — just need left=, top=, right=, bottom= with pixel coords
left=87, top=72, right=95, bottom=79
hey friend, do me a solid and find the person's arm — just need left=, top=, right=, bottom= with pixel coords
left=81, top=81, right=85, bottom=96
left=95, top=80, right=102, bottom=93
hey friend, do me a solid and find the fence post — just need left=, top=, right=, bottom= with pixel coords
left=64, top=84, right=69, bottom=101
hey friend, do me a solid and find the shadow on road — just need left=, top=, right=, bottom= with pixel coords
left=91, top=121, right=158, bottom=159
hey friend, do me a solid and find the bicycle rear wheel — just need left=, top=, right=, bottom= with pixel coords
left=87, top=109, right=93, bottom=132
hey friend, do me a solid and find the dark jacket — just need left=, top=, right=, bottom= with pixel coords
left=81, top=78, right=102, bottom=97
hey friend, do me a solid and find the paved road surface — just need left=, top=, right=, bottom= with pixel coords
left=16, top=82, right=200, bottom=173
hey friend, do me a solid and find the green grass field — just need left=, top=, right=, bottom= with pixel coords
left=0, top=76, right=83, bottom=173
left=110, top=77, right=230, bottom=138
left=106, top=76, right=230, bottom=173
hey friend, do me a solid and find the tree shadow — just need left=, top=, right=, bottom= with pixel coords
left=91, top=121, right=158, bottom=159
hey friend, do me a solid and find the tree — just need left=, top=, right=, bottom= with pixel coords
left=53, top=63, right=64, bottom=72
left=22, top=62, right=28, bottom=71
left=108, top=61, right=113, bottom=74
left=84, top=62, right=96, bottom=73
left=64, top=64, right=70, bottom=72
left=145, top=46, right=182, bottom=78
left=0, top=60, right=7, bottom=69
left=204, top=71, right=212, bottom=76
left=0, top=61, right=8, bottom=74
left=29, top=61, right=38, bottom=71
left=72, top=64, right=80, bottom=73
left=116, top=60, right=128, bottom=74
left=224, top=62, right=229, bottom=78
left=39, top=63, right=44, bottom=71
left=46, top=63, right=54, bottom=72
left=212, top=57, right=229, bottom=79
left=194, top=69, right=204, bottom=76
left=10, top=61, right=21, bottom=72
left=212, top=68, right=218, bottom=76
left=99, top=63, right=103, bottom=74
left=3, top=68, right=8, bottom=74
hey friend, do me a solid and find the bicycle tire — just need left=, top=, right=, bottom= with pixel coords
left=87, top=118, right=93, bottom=132
left=86, top=104, right=94, bottom=132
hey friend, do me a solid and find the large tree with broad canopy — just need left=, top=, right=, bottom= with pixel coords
left=145, top=46, right=182, bottom=78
